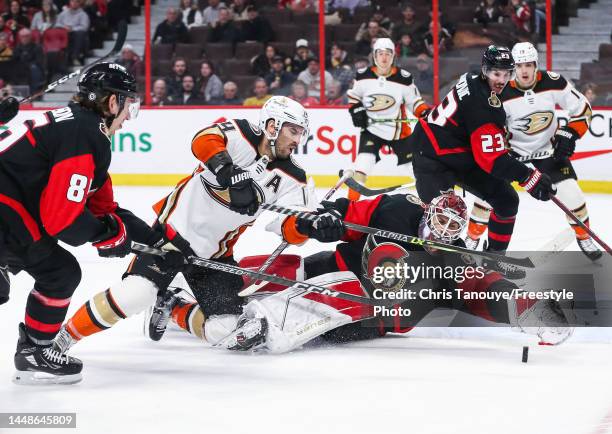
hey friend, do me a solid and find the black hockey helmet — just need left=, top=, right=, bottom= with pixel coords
left=78, top=62, right=138, bottom=100
left=482, top=45, right=515, bottom=72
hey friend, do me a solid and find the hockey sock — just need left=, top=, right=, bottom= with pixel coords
left=568, top=203, right=591, bottom=240
left=348, top=171, right=367, bottom=201
left=64, top=288, right=126, bottom=341
left=487, top=211, right=516, bottom=251
left=467, top=200, right=491, bottom=241
left=25, top=288, right=72, bottom=345
left=171, top=301, right=206, bottom=340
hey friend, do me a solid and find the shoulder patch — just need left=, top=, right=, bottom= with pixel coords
left=546, top=71, right=560, bottom=80
left=355, top=67, right=377, bottom=80
left=400, top=69, right=411, bottom=78
left=388, top=69, right=413, bottom=86
left=535, top=70, right=567, bottom=92
left=268, top=155, right=306, bottom=184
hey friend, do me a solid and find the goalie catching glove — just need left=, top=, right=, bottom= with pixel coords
left=552, top=126, right=579, bottom=161
left=295, top=205, right=346, bottom=242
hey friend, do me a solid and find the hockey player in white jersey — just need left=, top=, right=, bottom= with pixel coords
left=465, top=42, right=601, bottom=261
left=347, top=37, right=430, bottom=200
left=52, top=97, right=345, bottom=357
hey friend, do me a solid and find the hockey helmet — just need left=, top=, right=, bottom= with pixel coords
left=421, top=190, right=467, bottom=244
left=482, top=45, right=515, bottom=74
left=512, top=42, right=538, bottom=68
left=372, top=37, right=395, bottom=69
left=259, top=96, right=309, bottom=157
left=78, top=62, right=140, bottom=120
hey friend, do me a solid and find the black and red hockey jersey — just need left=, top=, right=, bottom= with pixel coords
left=415, top=73, right=530, bottom=183
left=0, top=103, right=150, bottom=248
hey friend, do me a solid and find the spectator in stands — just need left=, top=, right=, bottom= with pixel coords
left=355, top=20, right=390, bottom=56
left=3, top=1, right=30, bottom=38
left=278, top=0, right=315, bottom=13
left=57, top=0, right=91, bottom=66
left=31, top=0, right=57, bottom=33
left=413, top=53, right=433, bottom=95
left=243, top=77, right=271, bottom=106
left=327, top=42, right=353, bottom=92
left=533, top=1, right=546, bottom=37
left=107, top=0, right=131, bottom=30
left=251, top=43, right=276, bottom=76
left=152, top=7, right=188, bottom=45
left=151, top=78, right=175, bottom=105
left=12, top=28, right=44, bottom=92
left=0, top=17, right=15, bottom=48
left=196, top=60, right=223, bottom=102
left=177, top=74, right=204, bottom=105
left=396, top=33, right=422, bottom=59
left=581, top=82, right=598, bottom=105
left=229, top=0, right=249, bottom=21
left=423, top=20, right=453, bottom=56
left=288, top=79, right=317, bottom=106
left=326, top=79, right=346, bottom=105
left=509, top=0, right=531, bottom=33
left=202, top=0, right=227, bottom=27
left=240, top=5, right=274, bottom=44
left=265, top=55, right=294, bottom=95
left=369, top=5, right=393, bottom=33
left=84, top=0, right=109, bottom=50
left=473, top=0, right=505, bottom=29
left=291, top=38, right=314, bottom=74
left=164, top=57, right=188, bottom=98
left=297, top=57, right=333, bottom=99
left=0, top=33, right=13, bottom=62
left=180, top=0, right=203, bottom=28
left=207, top=7, right=240, bottom=43
left=211, top=80, right=243, bottom=104
left=392, top=3, right=422, bottom=42
left=330, top=0, right=368, bottom=17
left=353, top=56, right=368, bottom=71
left=117, top=44, right=144, bottom=77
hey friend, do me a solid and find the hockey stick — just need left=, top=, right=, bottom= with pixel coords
left=550, top=195, right=612, bottom=255
left=368, top=118, right=418, bottom=124
left=0, top=21, right=128, bottom=122
left=259, top=203, right=535, bottom=268
left=238, top=170, right=355, bottom=297
left=131, top=242, right=382, bottom=306
left=340, top=171, right=415, bottom=196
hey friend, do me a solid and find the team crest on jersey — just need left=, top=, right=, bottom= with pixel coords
left=201, top=177, right=265, bottom=209
left=400, top=69, right=411, bottom=78
left=364, top=94, right=396, bottom=112
left=488, top=92, right=501, bottom=108
left=546, top=71, right=560, bottom=80
left=515, top=111, right=554, bottom=135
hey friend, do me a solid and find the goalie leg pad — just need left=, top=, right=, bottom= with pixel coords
left=507, top=295, right=574, bottom=345
left=238, top=254, right=304, bottom=294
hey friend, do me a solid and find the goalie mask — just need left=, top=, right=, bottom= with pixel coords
left=419, top=191, right=467, bottom=244
left=259, top=96, right=309, bottom=158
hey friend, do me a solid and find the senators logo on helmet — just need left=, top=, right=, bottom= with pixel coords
left=515, top=111, right=554, bottom=135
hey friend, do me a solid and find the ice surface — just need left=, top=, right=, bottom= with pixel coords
left=1, top=187, right=612, bottom=434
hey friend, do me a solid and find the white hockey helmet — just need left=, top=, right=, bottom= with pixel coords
left=259, top=96, right=309, bottom=156
left=512, top=42, right=538, bottom=68
left=372, top=37, right=395, bottom=68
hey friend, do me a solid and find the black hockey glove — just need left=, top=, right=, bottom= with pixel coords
left=92, top=213, right=132, bottom=258
left=519, top=168, right=556, bottom=201
left=349, top=102, right=368, bottom=129
left=0, top=96, right=19, bottom=124
left=552, top=126, right=579, bottom=161
left=0, top=265, right=9, bottom=305
left=216, top=164, right=260, bottom=216
left=296, top=208, right=346, bottom=242
left=149, top=224, right=195, bottom=274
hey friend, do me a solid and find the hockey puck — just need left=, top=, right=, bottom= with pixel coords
left=522, top=346, right=529, bottom=363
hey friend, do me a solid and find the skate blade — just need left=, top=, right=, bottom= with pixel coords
left=12, top=370, right=82, bottom=385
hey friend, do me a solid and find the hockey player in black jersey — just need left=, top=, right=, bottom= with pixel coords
left=409, top=45, right=556, bottom=277
left=0, top=63, right=191, bottom=384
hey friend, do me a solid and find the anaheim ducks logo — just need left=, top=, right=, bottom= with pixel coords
left=200, top=176, right=265, bottom=209
left=515, top=111, right=554, bottom=135
left=363, top=94, right=396, bottom=112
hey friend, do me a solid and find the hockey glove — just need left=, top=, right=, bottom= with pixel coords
left=0, top=96, right=19, bottom=124
left=216, top=164, right=260, bottom=216
left=552, top=126, right=579, bottom=161
left=349, top=102, right=368, bottom=129
left=0, top=265, right=9, bottom=305
left=93, top=213, right=132, bottom=258
left=296, top=208, right=346, bottom=242
left=149, top=223, right=195, bottom=273
left=520, top=168, right=555, bottom=201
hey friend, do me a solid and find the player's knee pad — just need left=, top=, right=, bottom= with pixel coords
left=555, top=179, right=585, bottom=211
left=109, top=275, right=158, bottom=317
left=204, top=314, right=239, bottom=344
left=353, top=153, right=376, bottom=175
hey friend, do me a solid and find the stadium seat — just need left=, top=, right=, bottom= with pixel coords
left=203, top=43, right=233, bottom=60
left=188, top=26, right=210, bottom=47
left=152, top=44, right=173, bottom=61
left=332, top=24, right=359, bottom=42
left=599, top=44, right=612, bottom=60
left=42, top=28, right=68, bottom=52
left=235, top=42, right=263, bottom=59
left=223, top=59, right=252, bottom=76
left=232, top=75, right=258, bottom=98
left=291, top=12, right=317, bottom=25
left=174, top=43, right=202, bottom=59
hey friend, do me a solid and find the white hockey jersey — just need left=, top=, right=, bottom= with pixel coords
left=153, top=119, right=309, bottom=259
left=500, top=70, right=592, bottom=158
left=347, top=66, right=429, bottom=141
